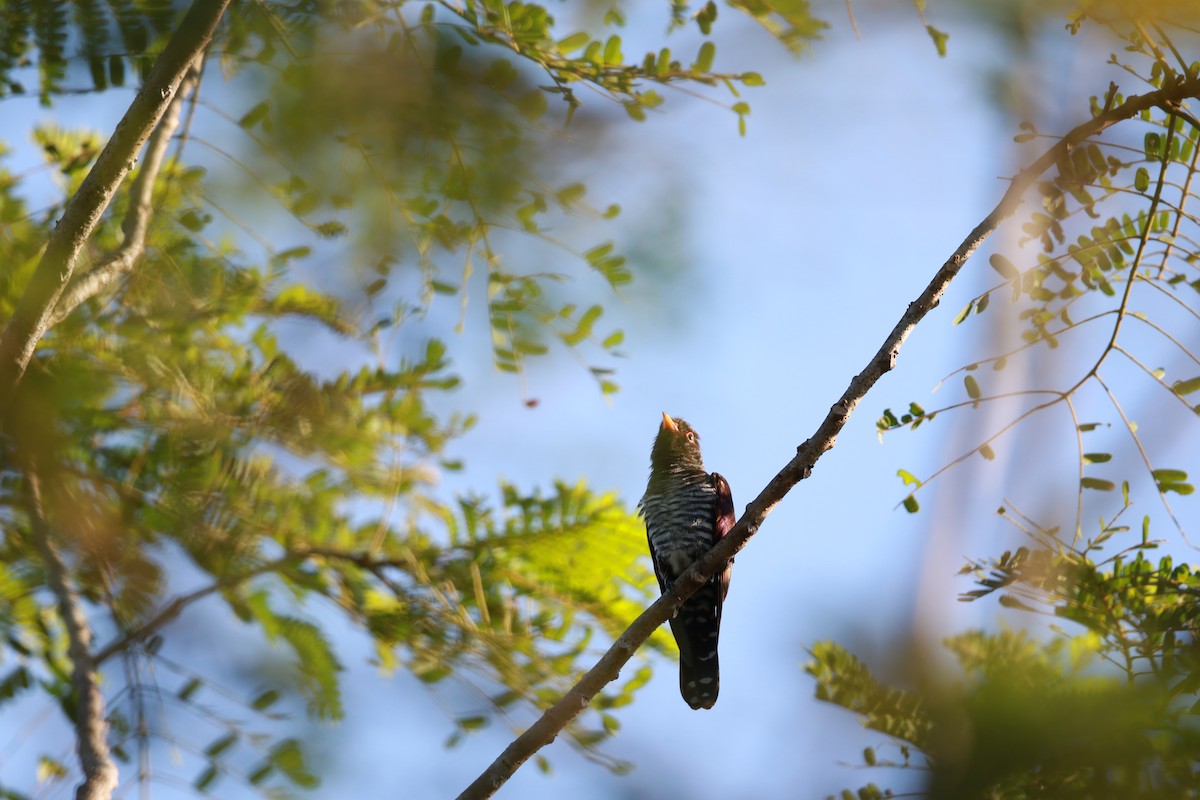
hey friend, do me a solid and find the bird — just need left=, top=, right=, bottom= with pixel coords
left=639, top=412, right=735, bottom=709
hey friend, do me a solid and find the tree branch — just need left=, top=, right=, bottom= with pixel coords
left=92, top=544, right=411, bottom=666
left=455, top=75, right=1200, bottom=800
left=27, top=468, right=119, bottom=800
left=48, top=57, right=203, bottom=327
left=93, top=553, right=302, bottom=665
left=0, top=0, right=231, bottom=412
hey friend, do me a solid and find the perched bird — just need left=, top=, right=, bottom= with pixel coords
left=639, top=412, right=735, bottom=710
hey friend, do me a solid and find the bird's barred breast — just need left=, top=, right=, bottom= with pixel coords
left=642, top=479, right=718, bottom=570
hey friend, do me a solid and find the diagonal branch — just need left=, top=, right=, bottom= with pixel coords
left=0, top=0, right=231, bottom=414
left=48, top=57, right=204, bottom=327
left=27, top=467, right=119, bottom=800
left=455, top=75, right=1200, bottom=800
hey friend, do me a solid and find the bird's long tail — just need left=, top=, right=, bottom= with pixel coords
left=670, top=576, right=723, bottom=710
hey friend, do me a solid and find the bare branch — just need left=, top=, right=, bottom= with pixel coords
left=455, top=75, right=1200, bottom=800
left=0, top=0, right=231, bottom=412
left=27, top=468, right=119, bottom=800
left=48, top=58, right=204, bottom=327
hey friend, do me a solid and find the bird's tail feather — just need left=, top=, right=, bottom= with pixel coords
left=670, top=578, right=723, bottom=710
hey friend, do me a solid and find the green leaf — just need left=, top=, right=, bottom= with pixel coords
left=696, top=1, right=718, bottom=35
left=482, top=59, right=518, bottom=91
left=639, top=90, right=664, bottom=109
left=601, top=330, right=624, bottom=348
left=562, top=304, right=604, bottom=346
left=925, top=25, right=949, bottom=56
left=37, top=756, right=68, bottom=784
left=517, top=90, right=548, bottom=121
left=603, top=35, right=622, bottom=65
left=239, top=101, right=270, bottom=129
left=1135, top=166, right=1150, bottom=192
left=1082, top=452, right=1112, bottom=464
left=1172, top=376, right=1200, bottom=395
left=204, top=734, right=237, bottom=759
left=953, top=300, right=974, bottom=325
left=964, top=375, right=981, bottom=399
left=727, top=0, right=829, bottom=54
left=1081, top=477, right=1115, bottom=491
left=741, top=72, right=765, bottom=86
left=0, top=666, right=30, bottom=704
left=556, top=182, right=586, bottom=205
left=247, top=764, right=274, bottom=786
left=269, top=739, right=318, bottom=789
left=193, top=765, right=219, bottom=793
left=177, top=677, right=202, bottom=701
left=259, top=613, right=343, bottom=720
left=556, top=32, right=590, bottom=53
left=251, top=689, right=281, bottom=711
left=989, top=254, right=1019, bottom=280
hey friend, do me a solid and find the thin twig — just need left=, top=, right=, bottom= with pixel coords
left=0, top=0, right=232, bottom=414
left=27, top=467, right=119, bottom=800
left=844, top=0, right=861, bottom=39
left=455, top=74, right=1200, bottom=800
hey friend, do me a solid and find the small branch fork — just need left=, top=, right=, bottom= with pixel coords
left=454, top=74, right=1200, bottom=800
left=0, top=0, right=231, bottom=416
left=48, top=57, right=204, bottom=327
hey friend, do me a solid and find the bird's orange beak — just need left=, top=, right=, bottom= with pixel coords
left=661, top=411, right=679, bottom=432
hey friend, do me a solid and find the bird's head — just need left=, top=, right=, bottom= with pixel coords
left=650, top=412, right=705, bottom=474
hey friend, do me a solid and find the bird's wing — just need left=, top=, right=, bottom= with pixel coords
left=711, top=472, right=735, bottom=604
left=646, top=529, right=669, bottom=596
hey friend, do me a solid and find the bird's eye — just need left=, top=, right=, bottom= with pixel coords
left=685, top=431, right=696, bottom=442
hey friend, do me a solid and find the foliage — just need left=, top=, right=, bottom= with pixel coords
left=826, top=8, right=1200, bottom=799
left=14, top=0, right=1200, bottom=798
left=0, top=1, right=825, bottom=797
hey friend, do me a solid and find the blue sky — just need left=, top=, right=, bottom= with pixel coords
left=325, top=6, right=1015, bottom=798
left=6, top=3, right=1197, bottom=799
